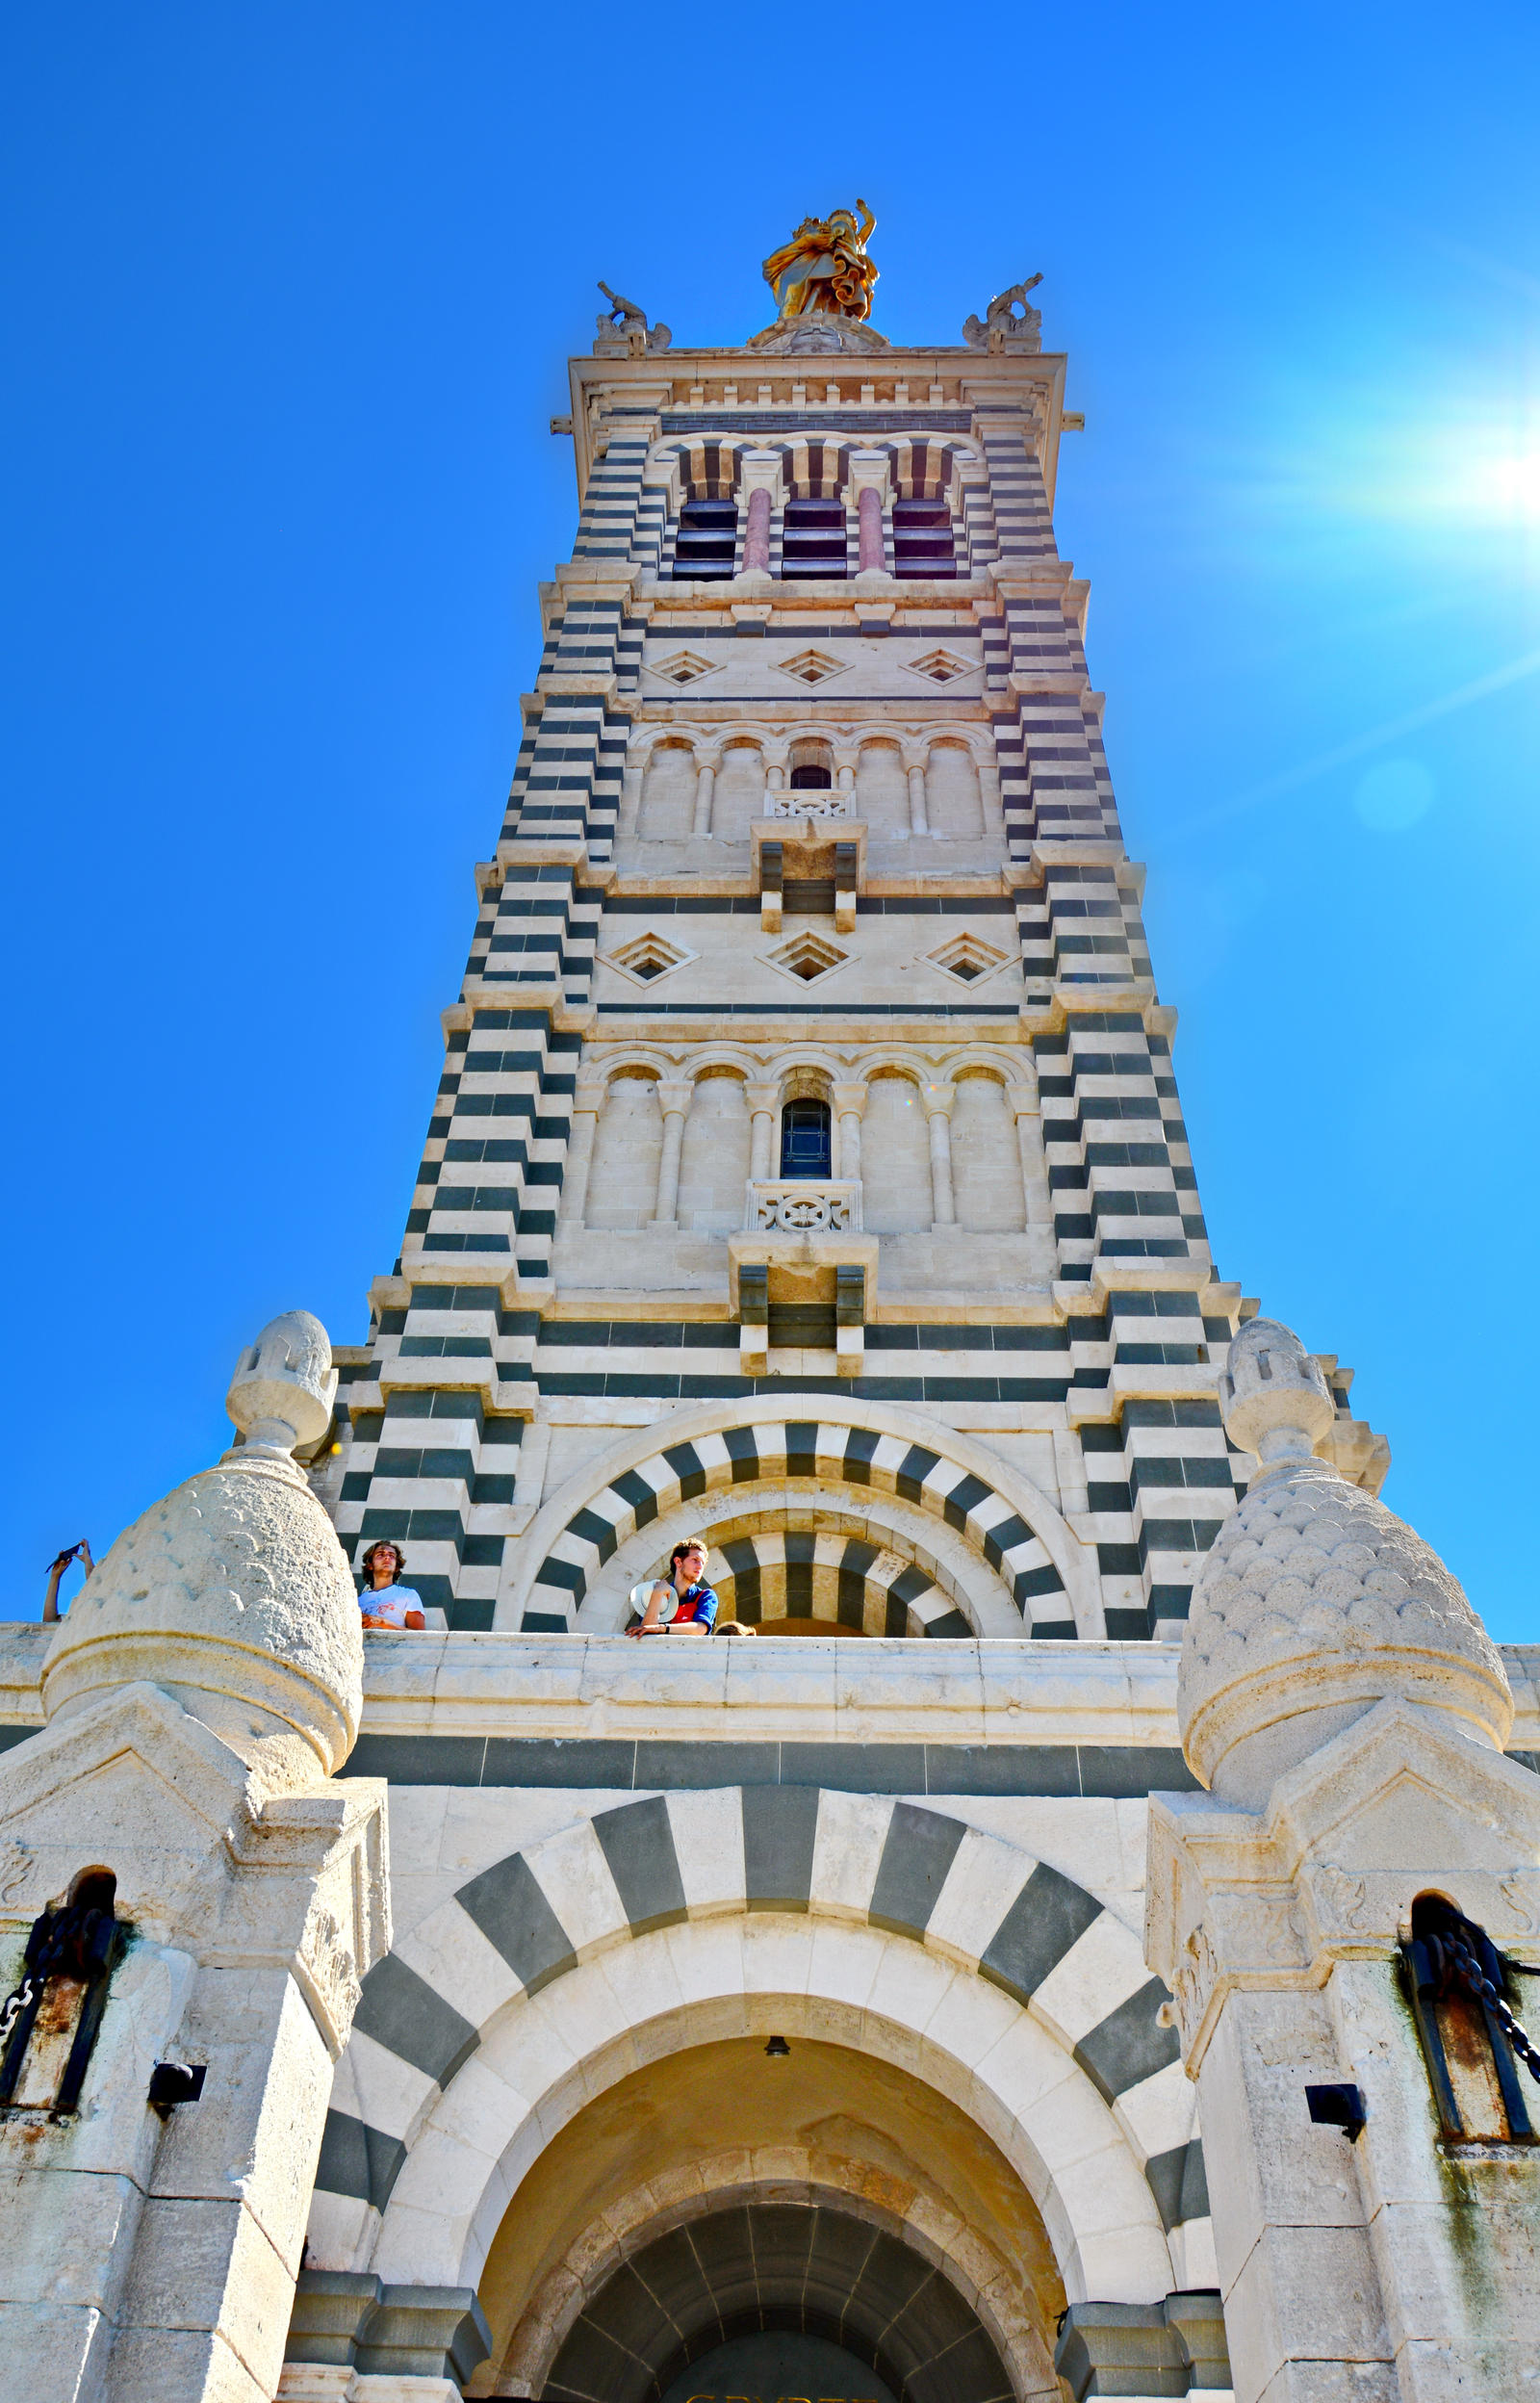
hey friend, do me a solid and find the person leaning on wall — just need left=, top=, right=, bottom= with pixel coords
left=358, top=1538, right=426, bottom=1631
left=627, top=1537, right=719, bottom=1638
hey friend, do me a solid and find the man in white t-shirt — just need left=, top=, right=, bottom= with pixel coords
left=358, top=1540, right=427, bottom=1631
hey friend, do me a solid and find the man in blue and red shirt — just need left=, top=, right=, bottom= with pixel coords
left=627, top=1537, right=719, bottom=1638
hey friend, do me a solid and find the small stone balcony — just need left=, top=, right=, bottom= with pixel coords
left=762, top=789, right=854, bottom=819
left=744, top=1180, right=862, bottom=1233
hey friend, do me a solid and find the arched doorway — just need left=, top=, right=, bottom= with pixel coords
left=308, top=1809, right=1200, bottom=2397
left=542, top=2200, right=1011, bottom=2402
left=473, top=2031, right=1060, bottom=2398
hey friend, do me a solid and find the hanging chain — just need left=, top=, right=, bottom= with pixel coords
left=0, top=1975, right=37, bottom=2052
left=1424, top=1916, right=1540, bottom=2085
left=0, top=1905, right=110, bottom=2074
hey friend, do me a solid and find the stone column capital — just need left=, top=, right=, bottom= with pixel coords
left=573, top=1077, right=608, bottom=1115
left=655, top=1080, right=694, bottom=1117
left=744, top=1083, right=781, bottom=1113
left=920, top=1082, right=956, bottom=1118
left=737, top=451, right=785, bottom=501
left=846, top=449, right=893, bottom=501
left=832, top=1083, right=869, bottom=1118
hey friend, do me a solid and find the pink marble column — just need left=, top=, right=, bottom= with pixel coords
left=858, top=483, right=886, bottom=572
left=743, top=487, right=772, bottom=574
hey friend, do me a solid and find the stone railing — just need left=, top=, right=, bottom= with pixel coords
left=763, top=791, right=853, bottom=819
left=744, top=1180, right=862, bottom=1233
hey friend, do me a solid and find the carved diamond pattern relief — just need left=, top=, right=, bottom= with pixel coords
left=605, top=931, right=694, bottom=986
left=926, top=933, right=1011, bottom=985
left=648, top=650, right=717, bottom=686
left=904, top=647, right=977, bottom=685
left=775, top=649, right=847, bottom=687
left=767, top=932, right=849, bottom=986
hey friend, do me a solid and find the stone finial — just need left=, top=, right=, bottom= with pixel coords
left=226, top=1308, right=337, bottom=1458
left=42, top=1308, right=362, bottom=1795
left=1217, top=1316, right=1336, bottom=1462
left=1178, top=1316, right=1511, bottom=1808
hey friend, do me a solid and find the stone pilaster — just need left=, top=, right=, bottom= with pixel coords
left=1147, top=1318, right=1540, bottom=2403
left=0, top=1315, right=389, bottom=2403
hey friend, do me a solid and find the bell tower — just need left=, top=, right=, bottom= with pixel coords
left=328, top=211, right=1388, bottom=1645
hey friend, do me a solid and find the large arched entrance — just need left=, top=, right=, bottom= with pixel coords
left=474, top=2033, right=1054, bottom=2398
left=308, top=1797, right=1205, bottom=2400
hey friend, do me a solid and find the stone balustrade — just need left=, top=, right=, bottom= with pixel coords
left=762, top=789, right=853, bottom=818
left=744, top=1178, right=862, bottom=1233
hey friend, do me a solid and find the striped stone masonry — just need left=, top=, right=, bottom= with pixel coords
left=328, top=333, right=1387, bottom=1655
left=307, top=1785, right=1206, bottom=2289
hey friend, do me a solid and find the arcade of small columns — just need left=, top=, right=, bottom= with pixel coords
left=647, top=436, right=992, bottom=576
left=621, top=727, right=997, bottom=843
left=558, top=1055, right=1051, bottom=1238
left=732, top=450, right=914, bottom=573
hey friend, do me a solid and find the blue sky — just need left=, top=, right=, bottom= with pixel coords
left=4, top=4, right=1537, bottom=1633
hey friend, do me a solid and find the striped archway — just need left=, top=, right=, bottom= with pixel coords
left=507, top=1393, right=1097, bottom=1637
left=571, top=1480, right=1023, bottom=1639
left=306, top=1790, right=1210, bottom=2319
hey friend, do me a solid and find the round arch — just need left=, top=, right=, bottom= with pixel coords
left=308, top=1795, right=1209, bottom=2367
left=496, top=2158, right=1050, bottom=2399
left=585, top=1043, right=761, bottom=1088
left=571, top=1481, right=1014, bottom=1637
left=843, top=719, right=994, bottom=763
left=584, top=1052, right=668, bottom=1088
left=506, top=1391, right=1098, bottom=1634
left=321, top=1916, right=1183, bottom=2314
left=860, top=1057, right=927, bottom=1089
left=626, top=726, right=706, bottom=769
left=753, top=1042, right=845, bottom=1094
left=536, top=2191, right=1019, bottom=2403
left=942, top=1045, right=1039, bottom=1095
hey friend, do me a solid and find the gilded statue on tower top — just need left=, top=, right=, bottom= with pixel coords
left=762, top=200, right=878, bottom=322
left=750, top=201, right=887, bottom=353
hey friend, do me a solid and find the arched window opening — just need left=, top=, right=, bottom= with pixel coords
left=782, top=498, right=848, bottom=578
left=780, top=1098, right=832, bottom=1177
left=673, top=498, right=738, bottom=581
left=67, top=1869, right=117, bottom=1915
left=788, top=738, right=834, bottom=790
left=893, top=496, right=956, bottom=578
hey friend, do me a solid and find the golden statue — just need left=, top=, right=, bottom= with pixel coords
left=762, top=200, right=878, bottom=323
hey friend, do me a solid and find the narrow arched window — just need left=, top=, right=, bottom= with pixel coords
left=780, top=1098, right=832, bottom=1177
left=673, top=498, right=738, bottom=580
left=788, top=739, right=834, bottom=789
left=782, top=498, right=848, bottom=578
left=893, top=496, right=956, bottom=578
